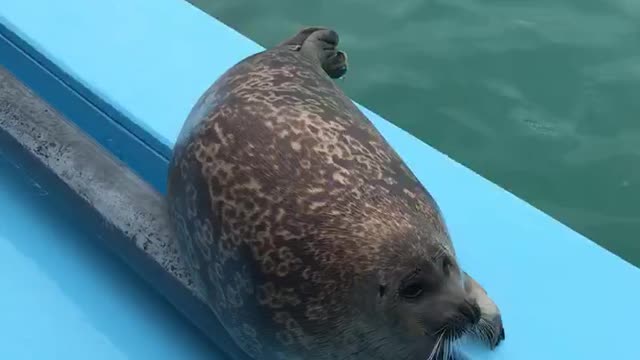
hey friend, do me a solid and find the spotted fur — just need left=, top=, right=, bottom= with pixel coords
left=167, top=27, right=503, bottom=360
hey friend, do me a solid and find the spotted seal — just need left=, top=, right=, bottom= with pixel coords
left=167, top=27, right=505, bottom=360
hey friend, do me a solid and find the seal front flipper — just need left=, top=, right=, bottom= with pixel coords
left=463, top=271, right=505, bottom=349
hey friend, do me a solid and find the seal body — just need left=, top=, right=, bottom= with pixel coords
left=167, top=28, right=504, bottom=360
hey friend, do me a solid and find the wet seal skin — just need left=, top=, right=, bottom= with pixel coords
left=167, top=27, right=505, bottom=360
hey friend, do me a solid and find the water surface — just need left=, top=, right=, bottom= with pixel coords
left=191, top=0, right=640, bottom=266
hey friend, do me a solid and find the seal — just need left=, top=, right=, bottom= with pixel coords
left=167, top=27, right=505, bottom=360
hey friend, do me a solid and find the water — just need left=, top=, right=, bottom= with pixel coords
left=190, top=0, right=640, bottom=267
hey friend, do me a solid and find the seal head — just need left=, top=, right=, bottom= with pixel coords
left=167, top=26, right=503, bottom=360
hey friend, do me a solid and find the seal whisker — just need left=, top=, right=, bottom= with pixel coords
left=443, top=334, right=451, bottom=360
left=475, top=323, right=488, bottom=343
left=430, top=323, right=448, bottom=337
left=481, top=319, right=496, bottom=341
left=427, top=331, right=445, bottom=360
left=437, top=334, right=447, bottom=360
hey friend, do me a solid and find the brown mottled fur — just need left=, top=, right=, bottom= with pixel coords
left=167, top=27, right=504, bottom=360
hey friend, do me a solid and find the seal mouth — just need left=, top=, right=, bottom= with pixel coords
left=424, top=302, right=480, bottom=360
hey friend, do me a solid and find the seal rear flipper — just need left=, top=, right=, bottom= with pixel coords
left=277, top=26, right=332, bottom=48
left=279, top=26, right=348, bottom=79
left=302, top=29, right=348, bottom=79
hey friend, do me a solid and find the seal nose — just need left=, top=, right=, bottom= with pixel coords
left=459, top=300, right=481, bottom=325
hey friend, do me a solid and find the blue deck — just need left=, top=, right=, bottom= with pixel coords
left=1, top=0, right=639, bottom=359
left=0, top=135, right=222, bottom=359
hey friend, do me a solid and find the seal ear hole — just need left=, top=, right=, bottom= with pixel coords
left=442, top=257, right=453, bottom=276
left=378, top=285, right=387, bottom=298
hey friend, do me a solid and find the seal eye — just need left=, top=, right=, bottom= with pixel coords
left=399, top=282, right=424, bottom=299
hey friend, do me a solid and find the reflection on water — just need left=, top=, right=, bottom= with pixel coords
left=191, top=0, right=640, bottom=266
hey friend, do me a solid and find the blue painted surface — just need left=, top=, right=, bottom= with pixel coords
left=0, top=0, right=257, bottom=157
left=0, top=146, right=224, bottom=359
left=1, top=0, right=639, bottom=359
left=0, top=12, right=173, bottom=192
